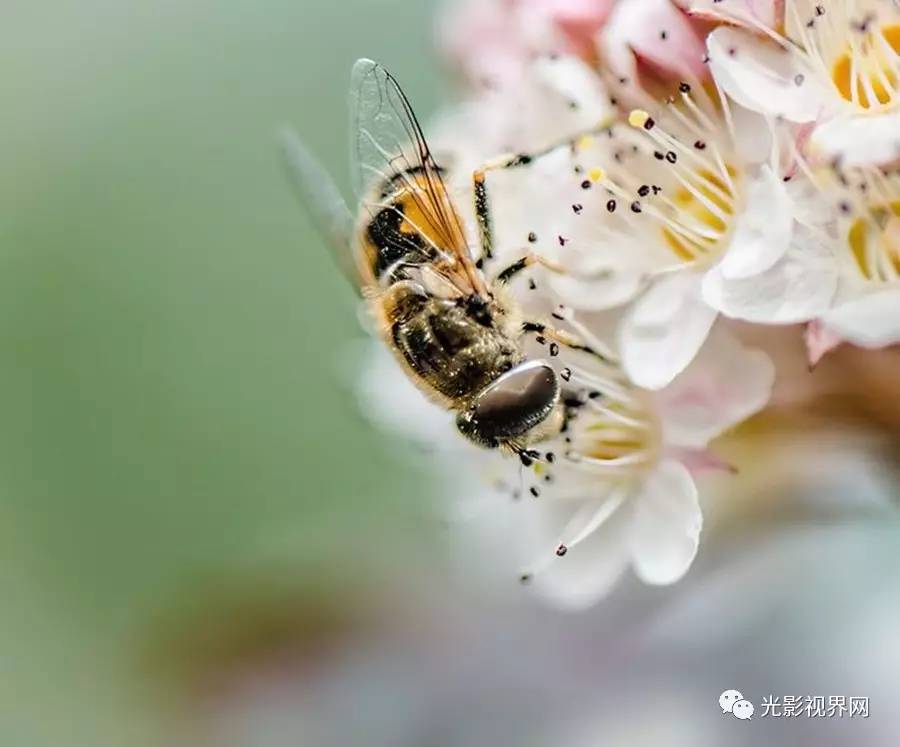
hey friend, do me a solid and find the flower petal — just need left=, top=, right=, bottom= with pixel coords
left=717, top=165, right=793, bottom=279
left=628, top=460, right=701, bottom=585
left=516, top=492, right=634, bottom=610
left=545, top=250, right=646, bottom=310
left=355, top=343, right=453, bottom=443
left=702, top=223, right=839, bottom=323
left=545, top=0, right=616, bottom=58
left=657, top=325, right=775, bottom=448
left=820, top=290, right=900, bottom=349
left=602, top=0, right=708, bottom=83
left=685, top=0, right=783, bottom=30
left=730, top=102, right=774, bottom=166
left=707, top=26, right=825, bottom=122
left=619, top=271, right=718, bottom=390
left=805, top=319, right=844, bottom=367
left=809, top=113, right=900, bottom=168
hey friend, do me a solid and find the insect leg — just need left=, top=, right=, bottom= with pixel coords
left=493, top=253, right=566, bottom=284
left=521, top=321, right=612, bottom=364
left=472, top=123, right=611, bottom=266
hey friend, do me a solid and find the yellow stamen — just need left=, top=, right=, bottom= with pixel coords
left=831, top=24, right=900, bottom=111
left=847, top=201, right=900, bottom=280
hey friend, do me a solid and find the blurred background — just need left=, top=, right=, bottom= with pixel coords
left=1, top=1, right=899, bottom=745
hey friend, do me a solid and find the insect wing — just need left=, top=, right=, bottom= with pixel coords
left=280, top=127, right=366, bottom=295
left=349, top=59, right=485, bottom=296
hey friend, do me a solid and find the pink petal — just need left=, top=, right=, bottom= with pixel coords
left=668, top=447, right=738, bottom=476
left=804, top=319, right=844, bottom=368
left=604, top=0, right=710, bottom=84
left=683, top=0, right=784, bottom=31
left=546, top=0, right=616, bottom=56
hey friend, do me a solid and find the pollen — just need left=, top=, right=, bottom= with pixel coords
left=588, top=167, right=605, bottom=183
left=575, top=134, right=595, bottom=151
left=628, top=109, right=651, bottom=128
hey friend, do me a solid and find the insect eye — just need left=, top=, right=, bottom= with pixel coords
left=456, top=361, right=560, bottom=446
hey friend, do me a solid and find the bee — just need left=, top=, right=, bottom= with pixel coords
left=282, top=59, right=607, bottom=457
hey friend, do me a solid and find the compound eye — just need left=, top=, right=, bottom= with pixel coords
left=464, top=361, right=559, bottom=442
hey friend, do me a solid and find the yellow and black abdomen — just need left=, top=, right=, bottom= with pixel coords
left=386, top=286, right=522, bottom=405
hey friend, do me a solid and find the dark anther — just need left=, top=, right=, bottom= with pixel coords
left=556, top=544, right=568, bottom=557
left=630, top=201, right=642, bottom=213
left=528, top=231, right=538, bottom=243
left=638, top=184, right=651, bottom=197
left=550, top=342, right=560, bottom=357
left=606, top=199, right=617, bottom=213
left=666, top=151, right=677, bottom=163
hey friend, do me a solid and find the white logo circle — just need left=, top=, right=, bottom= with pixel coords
left=719, top=689, right=743, bottom=714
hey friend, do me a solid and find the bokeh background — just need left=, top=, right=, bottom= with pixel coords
left=2, top=1, right=899, bottom=745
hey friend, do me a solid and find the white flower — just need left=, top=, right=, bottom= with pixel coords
left=354, top=323, right=774, bottom=610
left=703, top=152, right=900, bottom=363
left=432, top=54, right=615, bottom=171
left=698, top=0, right=900, bottom=166
left=796, top=165, right=900, bottom=361
left=492, top=325, right=775, bottom=609
left=431, top=55, right=652, bottom=311
left=553, top=86, right=793, bottom=388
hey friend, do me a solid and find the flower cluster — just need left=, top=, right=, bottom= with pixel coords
left=360, top=0, right=900, bottom=608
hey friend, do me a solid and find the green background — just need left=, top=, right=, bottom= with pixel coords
left=0, top=1, right=444, bottom=742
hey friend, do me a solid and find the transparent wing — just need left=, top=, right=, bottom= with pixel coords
left=349, top=59, right=485, bottom=296
left=279, top=127, right=366, bottom=295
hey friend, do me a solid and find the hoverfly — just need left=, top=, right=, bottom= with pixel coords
left=282, top=59, right=608, bottom=457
